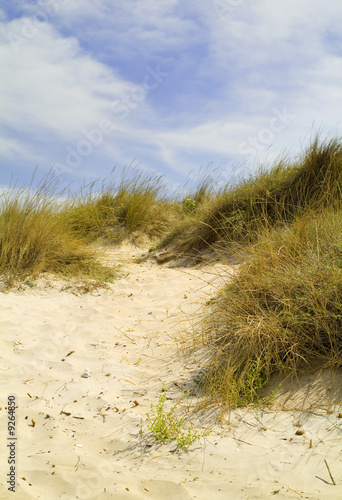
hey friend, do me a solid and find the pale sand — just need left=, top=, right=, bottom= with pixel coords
left=0, top=244, right=341, bottom=499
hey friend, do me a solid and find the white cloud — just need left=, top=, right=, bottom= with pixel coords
left=0, top=17, right=142, bottom=138
left=206, top=0, right=342, bottom=78
left=60, top=0, right=199, bottom=46
left=13, top=0, right=202, bottom=62
left=0, top=136, right=27, bottom=158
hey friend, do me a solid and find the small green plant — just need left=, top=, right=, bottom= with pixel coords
left=181, top=476, right=199, bottom=483
left=24, top=280, right=36, bottom=288
left=243, top=358, right=268, bottom=402
left=182, top=197, right=196, bottom=213
left=227, top=359, right=270, bottom=407
left=140, top=383, right=211, bottom=450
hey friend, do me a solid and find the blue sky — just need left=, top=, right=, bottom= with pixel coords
left=1, top=0, right=342, bottom=191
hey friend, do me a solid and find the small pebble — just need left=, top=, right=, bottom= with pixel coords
left=295, top=429, right=305, bottom=436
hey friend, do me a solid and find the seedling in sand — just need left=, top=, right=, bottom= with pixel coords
left=140, top=383, right=211, bottom=450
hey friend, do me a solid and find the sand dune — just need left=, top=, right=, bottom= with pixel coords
left=1, top=245, right=341, bottom=499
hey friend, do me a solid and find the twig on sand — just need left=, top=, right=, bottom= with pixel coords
left=287, top=487, right=303, bottom=497
left=324, top=459, right=336, bottom=485
left=74, top=456, right=81, bottom=471
left=114, top=325, right=136, bottom=343
left=234, top=437, right=254, bottom=446
left=55, top=382, right=68, bottom=394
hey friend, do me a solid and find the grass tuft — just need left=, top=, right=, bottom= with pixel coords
left=0, top=172, right=117, bottom=287
left=157, top=136, right=342, bottom=258
left=66, top=170, right=178, bottom=243
left=199, top=207, right=342, bottom=406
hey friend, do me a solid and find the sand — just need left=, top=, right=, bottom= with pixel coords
left=0, top=244, right=341, bottom=499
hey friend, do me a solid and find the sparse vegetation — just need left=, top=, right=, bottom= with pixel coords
left=139, top=383, right=211, bottom=449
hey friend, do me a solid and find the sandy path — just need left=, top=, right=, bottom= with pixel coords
left=0, top=245, right=341, bottom=499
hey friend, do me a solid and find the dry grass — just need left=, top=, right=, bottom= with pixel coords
left=157, top=136, right=342, bottom=259
left=65, top=170, right=180, bottom=243
left=0, top=172, right=118, bottom=288
left=197, top=207, right=342, bottom=407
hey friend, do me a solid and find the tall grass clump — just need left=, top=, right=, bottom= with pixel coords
left=66, top=170, right=179, bottom=242
left=199, top=207, right=342, bottom=407
left=158, top=137, right=342, bottom=258
left=0, top=173, right=117, bottom=286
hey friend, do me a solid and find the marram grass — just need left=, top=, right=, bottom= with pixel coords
left=0, top=173, right=117, bottom=287
left=157, top=136, right=342, bottom=258
left=198, top=207, right=342, bottom=407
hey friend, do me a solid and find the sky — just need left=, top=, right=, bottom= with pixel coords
left=1, top=0, right=342, bottom=191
